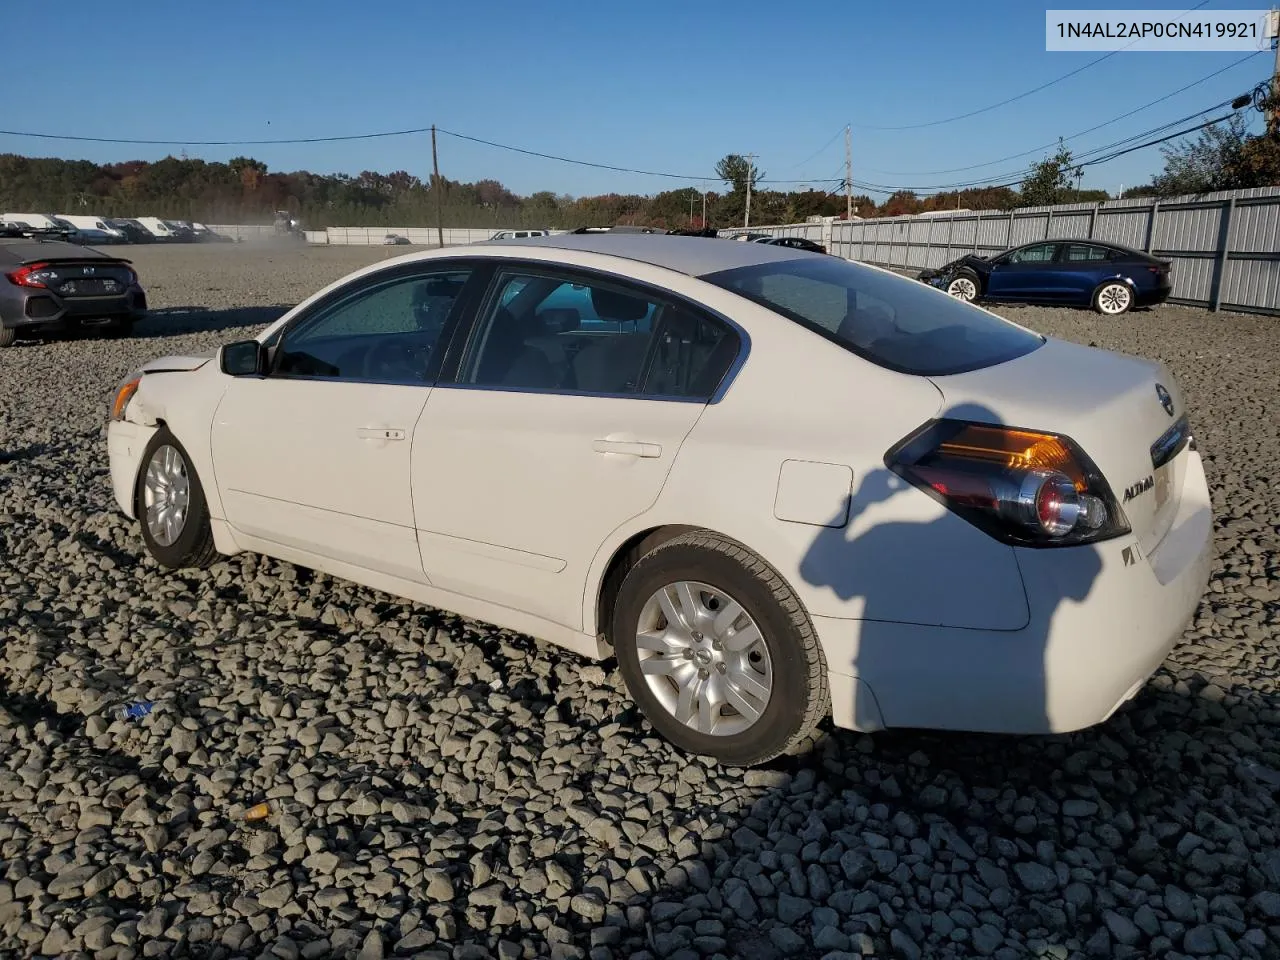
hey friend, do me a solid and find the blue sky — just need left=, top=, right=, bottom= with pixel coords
left=3, top=0, right=1271, bottom=199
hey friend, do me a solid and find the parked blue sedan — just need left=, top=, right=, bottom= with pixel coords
left=917, top=239, right=1173, bottom=315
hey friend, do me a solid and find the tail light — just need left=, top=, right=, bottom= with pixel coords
left=886, top=419, right=1129, bottom=547
left=6, top=262, right=56, bottom=288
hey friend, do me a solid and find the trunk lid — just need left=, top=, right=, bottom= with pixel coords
left=929, top=337, right=1190, bottom=557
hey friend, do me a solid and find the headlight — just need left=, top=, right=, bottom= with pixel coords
left=111, top=374, right=142, bottom=421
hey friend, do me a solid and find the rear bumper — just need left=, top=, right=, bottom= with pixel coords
left=1136, top=284, right=1172, bottom=307
left=820, top=448, right=1214, bottom=735
left=2, top=289, right=147, bottom=331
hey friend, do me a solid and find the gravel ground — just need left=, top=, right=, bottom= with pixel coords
left=0, top=244, right=1277, bottom=960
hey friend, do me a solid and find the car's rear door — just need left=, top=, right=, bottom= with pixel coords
left=984, top=242, right=1061, bottom=301
left=1056, top=242, right=1116, bottom=303
left=210, top=261, right=480, bottom=582
left=410, top=263, right=742, bottom=630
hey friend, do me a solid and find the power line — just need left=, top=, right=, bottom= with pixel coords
left=857, top=50, right=1263, bottom=176
left=778, top=126, right=847, bottom=172
left=848, top=111, right=1240, bottom=196
left=0, top=125, right=436, bottom=146
left=853, top=0, right=1212, bottom=131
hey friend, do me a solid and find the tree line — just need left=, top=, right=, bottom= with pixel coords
left=1, top=117, right=1275, bottom=230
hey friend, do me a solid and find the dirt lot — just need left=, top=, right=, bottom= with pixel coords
left=0, top=244, right=1277, bottom=960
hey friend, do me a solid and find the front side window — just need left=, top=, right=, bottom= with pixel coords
left=274, top=268, right=471, bottom=382
left=461, top=270, right=738, bottom=399
left=1003, top=243, right=1058, bottom=264
left=701, top=256, right=1042, bottom=377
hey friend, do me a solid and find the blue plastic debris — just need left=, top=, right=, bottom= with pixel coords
left=116, top=701, right=155, bottom=721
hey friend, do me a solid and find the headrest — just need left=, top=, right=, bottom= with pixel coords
left=590, top=286, right=649, bottom=322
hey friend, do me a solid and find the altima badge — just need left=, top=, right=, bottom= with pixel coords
left=1155, top=383, right=1174, bottom=417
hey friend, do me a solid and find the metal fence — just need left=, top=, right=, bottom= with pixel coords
left=208, top=225, right=570, bottom=247
left=721, top=186, right=1280, bottom=315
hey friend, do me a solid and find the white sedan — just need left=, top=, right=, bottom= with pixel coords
left=106, top=235, right=1213, bottom=766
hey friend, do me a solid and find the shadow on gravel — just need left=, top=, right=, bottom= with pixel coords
left=138, top=305, right=291, bottom=339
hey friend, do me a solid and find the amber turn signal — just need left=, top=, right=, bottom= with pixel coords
left=111, top=377, right=141, bottom=421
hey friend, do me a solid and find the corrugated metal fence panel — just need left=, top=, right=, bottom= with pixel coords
left=1167, top=256, right=1215, bottom=302
left=1223, top=258, right=1280, bottom=308
left=1049, top=211, right=1093, bottom=239
left=304, top=230, right=328, bottom=244
left=1093, top=209, right=1147, bottom=248
left=1010, top=214, right=1047, bottom=246
left=976, top=215, right=1011, bottom=250
left=1155, top=204, right=1224, bottom=252
left=1229, top=200, right=1280, bottom=253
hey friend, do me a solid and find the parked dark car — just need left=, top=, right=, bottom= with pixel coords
left=917, top=239, right=1172, bottom=315
left=761, top=235, right=828, bottom=254
left=107, top=219, right=156, bottom=244
left=0, top=239, right=148, bottom=347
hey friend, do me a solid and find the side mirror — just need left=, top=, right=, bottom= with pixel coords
left=221, top=339, right=264, bottom=376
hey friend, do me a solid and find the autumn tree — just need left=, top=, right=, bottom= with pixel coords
left=1020, top=140, right=1077, bottom=207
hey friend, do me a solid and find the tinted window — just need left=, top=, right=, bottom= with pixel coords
left=645, top=306, right=738, bottom=399
left=463, top=271, right=659, bottom=393
left=274, top=269, right=470, bottom=382
left=1062, top=243, right=1110, bottom=262
left=701, top=257, right=1043, bottom=377
left=1004, top=243, right=1058, bottom=264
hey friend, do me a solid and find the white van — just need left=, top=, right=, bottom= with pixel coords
left=135, top=217, right=177, bottom=240
left=490, top=229, right=549, bottom=240
left=58, top=215, right=127, bottom=243
left=2, top=213, right=61, bottom=230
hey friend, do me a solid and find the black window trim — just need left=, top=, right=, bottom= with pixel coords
left=253, top=256, right=492, bottom=388
left=1056, top=241, right=1115, bottom=264
left=436, top=258, right=751, bottom=405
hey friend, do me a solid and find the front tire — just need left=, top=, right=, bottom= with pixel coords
left=612, top=531, right=829, bottom=766
left=945, top=269, right=980, bottom=303
left=1093, top=281, right=1133, bottom=315
left=135, top=427, right=218, bottom=569
left=0, top=327, right=16, bottom=348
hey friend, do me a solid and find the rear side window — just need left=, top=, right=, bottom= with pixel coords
left=1062, top=243, right=1110, bottom=262
left=701, top=257, right=1043, bottom=377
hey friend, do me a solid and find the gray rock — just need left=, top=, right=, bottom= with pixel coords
left=777, top=892, right=813, bottom=924
left=1014, top=862, right=1057, bottom=893
left=1103, top=910, right=1141, bottom=946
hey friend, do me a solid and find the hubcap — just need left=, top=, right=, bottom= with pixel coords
left=1099, top=284, right=1131, bottom=314
left=142, top=444, right=190, bottom=547
left=635, top=581, right=773, bottom=737
left=947, top=277, right=977, bottom=301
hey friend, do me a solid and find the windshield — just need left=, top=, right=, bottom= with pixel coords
left=700, top=257, right=1044, bottom=376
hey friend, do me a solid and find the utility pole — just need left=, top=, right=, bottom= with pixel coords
left=701, top=184, right=707, bottom=229
left=1269, top=7, right=1280, bottom=134
left=743, top=153, right=756, bottom=228
left=845, top=124, right=853, bottom=221
left=689, top=189, right=696, bottom=226
left=431, top=125, right=444, bottom=249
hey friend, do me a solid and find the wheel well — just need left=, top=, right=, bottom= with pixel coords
left=594, top=524, right=697, bottom=646
left=130, top=418, right=167, bottom=516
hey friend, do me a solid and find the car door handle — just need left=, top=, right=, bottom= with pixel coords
left=593, top=439, right=662, bottom=458
left=357, top=427, right=406, bottom=441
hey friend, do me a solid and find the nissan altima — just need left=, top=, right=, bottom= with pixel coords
left=105, top=235, right=1213, bottom=766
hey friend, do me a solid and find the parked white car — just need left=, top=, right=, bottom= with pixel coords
left=57, top=215, right=127, bottom=243
left=105, top=235, right=1213, bottom=765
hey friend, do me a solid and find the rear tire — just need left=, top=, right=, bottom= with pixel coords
left=945, top=269, right=980, bottom=302
left=1093, top=281, right=1133, bottom=316
left=0, top=327, right=15, bottom=348
left=135, top=427, right=218, bottom=570
left=612, top=530, right=829, bottom=766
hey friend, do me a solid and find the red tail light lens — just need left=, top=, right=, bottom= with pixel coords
left=887, top=419, right=1129, bottom=547
left=6, top=262, right=54, bottom=288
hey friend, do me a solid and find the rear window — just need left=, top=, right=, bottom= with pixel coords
left=700, top=257, right=1044, bottom=376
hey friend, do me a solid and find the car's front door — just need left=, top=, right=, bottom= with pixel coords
left=210, top=262, right=477, bottom=582
left=984, top=242, right=1062, bottom=301
left=411, top=264, right=742, bottom=629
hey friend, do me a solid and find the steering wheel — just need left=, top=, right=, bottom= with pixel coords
left=363, top=337, right=427, bottom=382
